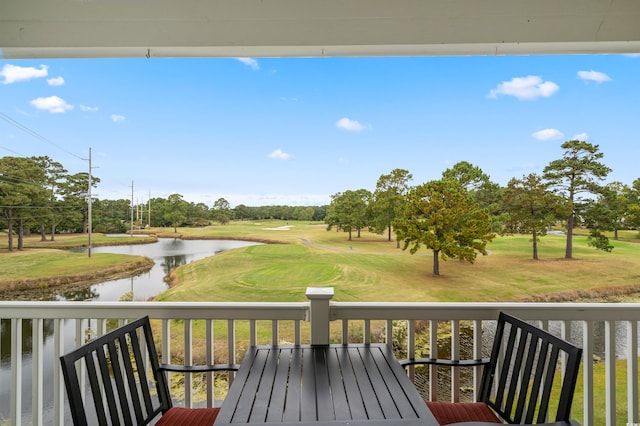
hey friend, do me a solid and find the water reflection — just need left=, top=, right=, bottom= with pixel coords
left=162, top=254, right=187, bottom=274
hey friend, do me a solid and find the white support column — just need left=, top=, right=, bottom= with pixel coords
left=306, top=287, right=334, bottom=345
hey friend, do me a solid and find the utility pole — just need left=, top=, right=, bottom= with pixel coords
left=130, top=180, right=134, bottom=237
left=87, top=148, right=93, bottom=258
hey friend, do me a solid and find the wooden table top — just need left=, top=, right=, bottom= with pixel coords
left=215, top=344, right=439, bottom=425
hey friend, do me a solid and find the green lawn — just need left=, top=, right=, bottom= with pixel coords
left=156, top=220, right=640, bottom=303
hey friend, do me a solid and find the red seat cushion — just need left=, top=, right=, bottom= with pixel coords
left=426, top=401, right=502, bottom=425
left=156, top=407, right=221, bottom=426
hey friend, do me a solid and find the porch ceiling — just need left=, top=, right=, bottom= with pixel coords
left=1, top=0, right=640, bottom=59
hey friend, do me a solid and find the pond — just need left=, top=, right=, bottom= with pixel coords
left=65, top=237, right=262, bottom=301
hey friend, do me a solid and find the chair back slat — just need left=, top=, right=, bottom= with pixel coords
left=536, top=345, right=561, bottom=423
left=119, top=332, right=146, bottom=423
left=60, top=317, right=171, bottom=426
left=514, top=331, right=538, bottom=422
left=523, top=338, right=549, bottom=423
left=106, top=338, right=134, bottom=424
left=85, top=350, right=112, bottom=425
left=504, top=328, right=529, bottom=414
left=127, top=330, right=156, bottom=420
left=481, top=312, right=583, bottom=424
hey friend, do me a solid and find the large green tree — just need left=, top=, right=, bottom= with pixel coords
left=32, top=156, right=68, bottom=240
left=369, top=168, right=412, bottom=245
left=325, top=189, right=371, bottom=241
left=582, top=181, right=630, bottom=251
left=626, top=178, right=640, bottom=230
left=165, top=193, right=188, bottom=232
left=443, top=161, right=505, bottom=232
left=0, top=156, right=48, bottom=250
left=394, top=179, right=495, bottom=276
left=501, top=174, right=568, bottom=260
left=211, top=198, right=232, bottom=225
left=543, top=140, right=611, bottom=259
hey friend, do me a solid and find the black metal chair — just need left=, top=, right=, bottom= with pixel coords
left=60, top=316, right=239, bottom=426
left=400, top=312, right=583, bottom=425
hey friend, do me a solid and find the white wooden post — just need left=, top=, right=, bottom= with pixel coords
left=306, top=287, right=334, bottom=345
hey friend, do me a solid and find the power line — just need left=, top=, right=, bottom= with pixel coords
left=0, top=111, right=85, bottom=161
left=0, top=144, right=27, bottom=157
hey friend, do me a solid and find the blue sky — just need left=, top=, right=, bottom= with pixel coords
left=1, top=54, right=638, bottom=207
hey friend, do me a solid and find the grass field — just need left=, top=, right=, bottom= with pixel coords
left=154, top=220, right=640, bottom=303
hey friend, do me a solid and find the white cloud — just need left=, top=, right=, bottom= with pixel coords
left=577, top=70, right=611, bottom=83
left=573, top=132, right=589, bottom=141
left=531, top=128, right=564, bottom=141
left=30, top=96, right=73, bottom=113
left=47, top=76, right=65, bottom=86
left=80, top=105, right=99, bottom=112
left=268, top=149, right=292, bottom=160
left=488, top=76, right=559, bottom=100
left=111, top=114, right=126, bottom=123
left=235, top=58, right=260, bottom=70
left=0, top=64, right=48, bottom=84
left=336, top=117, right=367, bottom=132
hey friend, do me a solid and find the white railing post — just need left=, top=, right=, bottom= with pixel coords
left=306, top=287, right=334, bottom=345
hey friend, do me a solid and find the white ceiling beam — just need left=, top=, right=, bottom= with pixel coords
left=2, top=0, right=640, bottom=58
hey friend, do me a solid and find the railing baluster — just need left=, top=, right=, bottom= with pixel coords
left=250, top=319, right=256, bottom=345
left=605, top=319, right=616, bottom=426
left=342, top=319, right=348, bottom=344
left=272, top=320, right=278, bottom=345
left=32, top=318, right=44, bottom=426
left=75, top=318, right=85, bottom=406
left=385, top=319, right=393, bottom=350
left=184, top=319, right=193, bottom=408
left=364, top=319, right=371, bottom=344
left=10, top=318, right=22, bottom=426
left=53, top=318, right=65, bottom=426
left=162, top=319, right=171, bottom=363
left=627, top=320, right=638, bottom=423
left=407, top=320, right=415, bottom=383
left=228, top=320, right=236, bottom=386
left=429, top=320, right=437, bottom=401
left=294, top=319, right=301, bottom=345
left=583, top=320, right=594, bottom=426
left=206, top=319, right=214, bottom=408
left=451, top=320, right=460, bottom=402
left=473, top=319, right=482, bottom=401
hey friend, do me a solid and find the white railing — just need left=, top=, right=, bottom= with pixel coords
left=1, top=287, right=639, bottom=426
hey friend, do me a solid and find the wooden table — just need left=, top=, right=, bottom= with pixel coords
left=215, top=344, right=439, bottom=425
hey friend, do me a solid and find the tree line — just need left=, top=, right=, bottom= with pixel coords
left=0, top=155, right=326, bottom=251
left=2, top=140, right=639, bottom=274
left=325, top=140, right=640, bottom=275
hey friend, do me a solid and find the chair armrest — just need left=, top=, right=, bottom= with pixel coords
left=159, top=363, right=240, bottom=373
left=399, top=357, right=490, bottom=368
